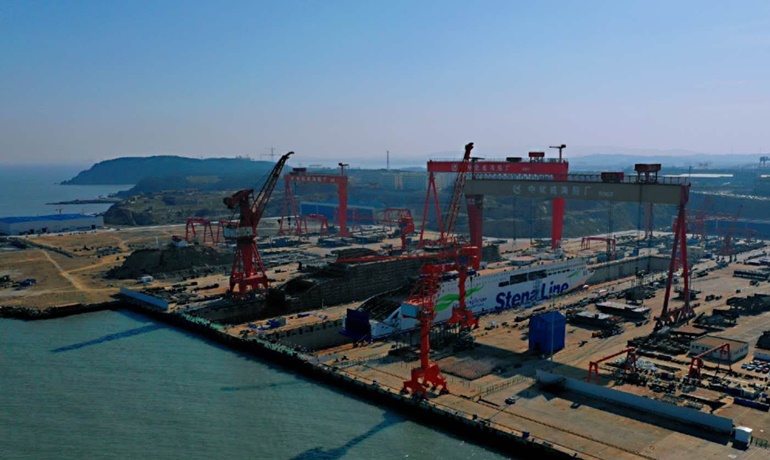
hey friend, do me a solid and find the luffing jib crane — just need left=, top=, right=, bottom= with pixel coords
left=402, top=142, right=477, bottom=397
left=223, top=152, right=294, bottom=297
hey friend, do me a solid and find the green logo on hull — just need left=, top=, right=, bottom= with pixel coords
left=435, top=286, right=483, bottom=311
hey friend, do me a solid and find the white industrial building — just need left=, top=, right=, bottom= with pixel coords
left=0, top=214, right=104, bottom=235
left=689, top=335, right=749, bottom=363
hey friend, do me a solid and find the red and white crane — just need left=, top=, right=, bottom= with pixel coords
left=222, top=152, right=293, bottom=297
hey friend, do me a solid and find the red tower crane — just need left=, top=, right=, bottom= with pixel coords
left=223, top=152, right=294, bottom=297
left=280, top=163, right=350, bottom=237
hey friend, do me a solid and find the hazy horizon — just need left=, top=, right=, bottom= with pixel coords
left=2, top=1, right=768, bottom=166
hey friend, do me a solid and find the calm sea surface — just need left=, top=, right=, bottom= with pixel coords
left=0, top=164, right=132, bottom=217
left=0, top=166, right=510, bottom=460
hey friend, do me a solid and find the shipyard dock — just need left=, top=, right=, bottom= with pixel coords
left=4, top=224, right=770, bottom=459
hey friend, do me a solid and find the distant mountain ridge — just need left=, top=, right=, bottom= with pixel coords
left=62, top=156, right=276, bottom=185
left=568, top=153, right=765, bottom=171
left=63, top=152, right=767, bottom=189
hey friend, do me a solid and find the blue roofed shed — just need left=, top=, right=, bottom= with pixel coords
left=0, top=214, right=103, bottom=235
left=529, top=311, right=566, bottom=355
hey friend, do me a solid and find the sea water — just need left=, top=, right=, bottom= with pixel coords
left=0, top=164, right=131, bottom=217
left=0, top=166, right=510, bottom=459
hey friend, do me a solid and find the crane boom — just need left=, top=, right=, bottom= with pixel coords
left=440, top=142, right=474, bottom=244
left=251, top=152, right=293, bottom=228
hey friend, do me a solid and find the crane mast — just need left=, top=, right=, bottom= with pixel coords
left=223, top=152, right=293, bottom=296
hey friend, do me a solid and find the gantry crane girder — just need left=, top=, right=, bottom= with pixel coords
left=223, top=152, right=293, bottom=296
left=580, top=236, right=617, bottom=252
left=689, top=343, right=732, bottom=378
left=464, top=170, right=692, bottom=331
left=587, top=347, right=638, bottom=383
left=421, top=152, right=569, bottom=254
left=280, top=164, right=350, bottom=237
left=185, top=217, right=217, bottom=244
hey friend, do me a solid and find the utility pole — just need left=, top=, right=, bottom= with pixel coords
left=386, top=151, right=390, bottom=170
left=263, top=147, right=275, bottom=161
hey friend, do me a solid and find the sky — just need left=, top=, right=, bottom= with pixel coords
left=2, top=1, right=769, bottom=167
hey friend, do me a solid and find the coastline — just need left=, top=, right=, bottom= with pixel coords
left=1, top=300, right=583, bottom=460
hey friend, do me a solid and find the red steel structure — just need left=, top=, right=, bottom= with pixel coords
left=580, top=236, right=616, bottom=252
left=185, top=218, right=216, bottom=244
left=656, top=184, right=693, bottom=330
left=298, top=214, right=330, bottom=237
left=401, top=263, right=449, bottom=397
left=378, top=208, right=415, bottom=251
left=446, top=245, right=480, bottom=329
left=718, top=204, right=744, bottom=257
left=222, top=152, right=293, bottom=297
left=463, top=165, right=692, bottom=331
left=635, top=164, right=661, bottom=239
left=419, top=150, right=569, bottom=256
left=402, top=142, right=477, bottom=397
left=688, top=343, right=731, bottom=378
left=281, top=163, right=350, bottom=237
left=586, top=347, right=638, bottom=383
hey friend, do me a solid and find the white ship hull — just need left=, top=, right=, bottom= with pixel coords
left=364, top=258, right=593, bottom=339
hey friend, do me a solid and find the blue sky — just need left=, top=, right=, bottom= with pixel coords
left=2, top=1, right=769, bottom=166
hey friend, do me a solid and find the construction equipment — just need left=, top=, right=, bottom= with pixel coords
left=378, top=208, right=415, bottom=251
left=397, top=215, right=416, bottom=251
left=420, top=149, right=569, bottom=252
left=580, top=236, right=616, bottom=253
left=688, top=343, right=732, bottom=378
left=298, top=214, right=330, bottom=237
left=401, top=263, right=448, bottom=397
left=586, top=347, right=638, bottom=383
left=718, top=204, right=743, bottom=257
left=402, top=142, right=478, bottom=397
left=185, top=218, right=217, bottom=245
left=222, top=152, right=293, bottom=297
left=281, top=162, right=350, bottom=237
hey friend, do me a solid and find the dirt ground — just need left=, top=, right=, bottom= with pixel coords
left=0, top=226, right=183, bottom=309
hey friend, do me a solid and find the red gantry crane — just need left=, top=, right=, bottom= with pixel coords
left=223, top=152, right=294, bottom=297
left=688, top=342, right=731, bottom=379
left=419, top=148, right=569, bottom=257
left=280, top=163, right=350, bottom=237
left=402, top=142, right=479, bottom=397
left=586, top=347, right=638, bottom=383
left=185, top=217, right=217, bottom=245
